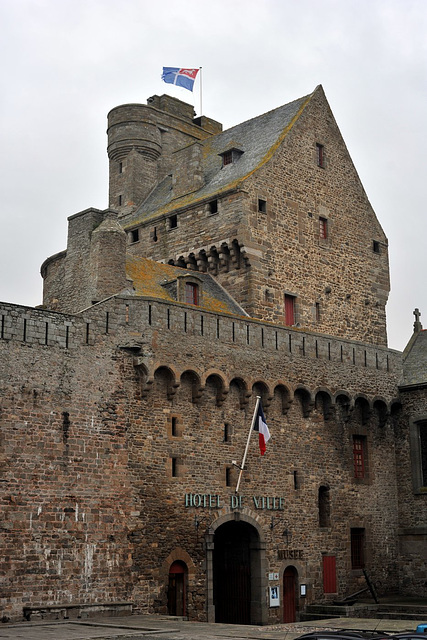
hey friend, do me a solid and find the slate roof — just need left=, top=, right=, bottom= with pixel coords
left=127, top=89, right=315, bottom=226
left=125, top=255, right=248, bottom=317
left=401, top=328, right=427, bottom=387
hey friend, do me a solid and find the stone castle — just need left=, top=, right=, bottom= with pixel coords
left=1, top=85, right=426, bottom=624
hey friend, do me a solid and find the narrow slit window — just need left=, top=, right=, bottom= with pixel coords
left=319, top=217, right=328, bottom=239
left=316, top=143, right=325, bottom=168
left=171, top=416, right=178, bottom=437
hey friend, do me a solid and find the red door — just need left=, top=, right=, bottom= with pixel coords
left=283, top=566, right=297, bottom=622
left=323, top=555, right=337, bottom=594
left=168, top=561, right=187, bottom=616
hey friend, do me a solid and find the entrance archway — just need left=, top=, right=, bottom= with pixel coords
left=167, top=561, right=187, bottom=617
left=283, top=565, right=298, bottom=622
left=213, top=520, right=262, bottom=624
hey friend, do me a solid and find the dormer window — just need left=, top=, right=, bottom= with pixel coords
left=219, top=147, right=243, bottom=167
left=185, top=282, right=199, bottom=306
left=222, top=151, right=233, bottom=166
left=177, top=274, right=203, bottom=307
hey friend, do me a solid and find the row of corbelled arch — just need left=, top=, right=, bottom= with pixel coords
left=134, top=361, right=402, bottom=426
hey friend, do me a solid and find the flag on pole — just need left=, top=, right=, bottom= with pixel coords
left=253, top=402, right=270, bottom=456
left=161, top=67, right=199, bottom=92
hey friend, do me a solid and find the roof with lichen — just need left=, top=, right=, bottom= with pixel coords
left=125, top=89, right=316, bottom=227
left=126, top=254, right=248, bottom=316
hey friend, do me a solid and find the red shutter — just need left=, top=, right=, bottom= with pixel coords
left=284, top=295, right=295, bottom=326
left=323, top=555, right=336, bottom=593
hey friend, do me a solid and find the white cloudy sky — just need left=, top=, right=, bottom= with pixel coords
left=0, top=0, right=426, bottom=351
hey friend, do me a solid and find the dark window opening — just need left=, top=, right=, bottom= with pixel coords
left=353, top=435, right=366, bottom=478
left=319, top=217, right=328, bottom=239
left=224, top=422, right=231, bottom=442
left=316, top=302, right=321, bottom=322
left=258, top=198, right=267, bottom=213
left=171, top=457, right=178, bottom=477
left=284, top=294, right=295, bottom=326
left=152, top=227, right=158, bottom=242
left=171, top=416, right=178, bottom=437
left=373, top=240, right=380, bottom=253
left=130, top=229, right=139, bottom=243
left=225, top=467, right=231, bottom=487
left=119, top=162, right=123, bottom=174
left=209, top=199, right=218, bottom=214
left=318, top=486, right=331, bottom=527
left=169, top=215, right=178, bottom=229
left=118, top=194, right=122, bottom=206
left=351, top=528, right=365, bottom=569
left=316, top=143, right=325, bottom=168
left=222, top=150, right=233, bottom=166
left=185, top=282, right=199, bottom=306
left=293, top=470, right=299, bottom=490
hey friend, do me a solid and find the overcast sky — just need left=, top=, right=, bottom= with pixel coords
left=0, top=0, right=426, bottom=351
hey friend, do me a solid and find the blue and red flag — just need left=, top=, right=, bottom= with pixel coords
left=253, top=402, right=271, bottom=456
left=161, top=67, right=199, bottom=92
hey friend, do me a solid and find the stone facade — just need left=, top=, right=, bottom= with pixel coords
left=1, top=86, right=426, bottom=624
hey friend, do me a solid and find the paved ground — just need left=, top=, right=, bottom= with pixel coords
left=1, top=615, right=426, bottom=640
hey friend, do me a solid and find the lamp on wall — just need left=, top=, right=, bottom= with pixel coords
left=282, top=528, right=292, bottom=545
left=270, top=517, right=291, bottom=544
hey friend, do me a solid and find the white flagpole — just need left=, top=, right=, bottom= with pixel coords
left=199, top=66, right=202, bottom=116
left=235, top=396, right=261, bottom=494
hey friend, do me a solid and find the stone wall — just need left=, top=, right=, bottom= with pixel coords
left=0, top=297, right=407, bottom=621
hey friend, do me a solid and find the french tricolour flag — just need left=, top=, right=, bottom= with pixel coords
left=161, top=67, right=199, bottom=92
left=253, top=402, right=271, bottom=456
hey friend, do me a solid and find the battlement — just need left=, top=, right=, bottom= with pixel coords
left=0, top=298, right=401, bottom=387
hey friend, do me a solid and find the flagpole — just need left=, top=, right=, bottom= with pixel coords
left=199, top=66, right=202, bottom=116
left=235, top=396, right=261, bottom=494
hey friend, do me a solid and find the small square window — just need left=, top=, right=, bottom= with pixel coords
left=222, top=150, right=233, bottom=166
left=209, top=199, right=218, bottom=214
left=169, top=215, right=178, bottom=229
left=373, top=240, right=380, bottom=254
left=130, top=229, right=139, bottom=243
left=258, top=199, right=267, bottom=213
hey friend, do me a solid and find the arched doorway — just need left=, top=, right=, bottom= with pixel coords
left=283, top=565, right=298, bottom=622
left=213, top=520, right=262, bottom=624
left=167, top=561, right=187, bottom=617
